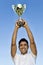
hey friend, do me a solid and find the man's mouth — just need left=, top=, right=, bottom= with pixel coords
left=22, top=48, right=26, bottom=51
left=22, top=49, right=25, bottom=50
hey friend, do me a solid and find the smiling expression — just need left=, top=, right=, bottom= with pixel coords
left=19, top=41, right=29, bottom=55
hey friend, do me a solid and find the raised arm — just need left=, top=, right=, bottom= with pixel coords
left=11, top=20, right=20, bottom=58
left=22, top=19, right=37, bottom=56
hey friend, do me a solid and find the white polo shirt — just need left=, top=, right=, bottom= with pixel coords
left=12, top=52, right=36, bottom=65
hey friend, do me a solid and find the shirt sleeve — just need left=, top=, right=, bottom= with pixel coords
left=29, top=51, right=37, bottom=63
left=12, top=53, right=19, bottom=64
left=31, top=51, right=37, bottom=58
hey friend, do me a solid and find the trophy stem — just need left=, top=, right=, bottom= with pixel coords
left=19, top=17, right=22, bottom=22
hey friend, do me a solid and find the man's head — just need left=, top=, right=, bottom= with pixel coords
left=18, top=38, right=29, bottom=55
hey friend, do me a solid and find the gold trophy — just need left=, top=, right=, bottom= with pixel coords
left=12, top=4, right=26, bottom=27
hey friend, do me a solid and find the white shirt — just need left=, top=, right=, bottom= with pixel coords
left=12, top=52, right=36, bottom=65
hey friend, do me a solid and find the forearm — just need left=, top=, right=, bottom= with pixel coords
left=12, top=26, right=18, bottom=44
left=25, top=25, right=34, bottom=43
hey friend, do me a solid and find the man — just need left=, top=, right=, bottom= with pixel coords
left=11, top=19, right=37, bottom=65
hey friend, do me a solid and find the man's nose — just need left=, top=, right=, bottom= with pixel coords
left=22, top=45, right=25, bottom=48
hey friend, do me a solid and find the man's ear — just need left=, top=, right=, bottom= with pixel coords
left=28, top=45, right=29, bottom=49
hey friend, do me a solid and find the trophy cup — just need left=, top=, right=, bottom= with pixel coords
left=12, top=4, right=26, bottom=27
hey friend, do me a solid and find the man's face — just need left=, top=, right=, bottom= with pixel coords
left=19, top=41, right=29, bottom=55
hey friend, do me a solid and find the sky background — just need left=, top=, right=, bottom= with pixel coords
left=0, top=0, right=43, bottom=65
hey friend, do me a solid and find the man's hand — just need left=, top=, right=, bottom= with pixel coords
left=15, top=19, right=24, bottom=28
left=16, top=19, right=28, bottom=28
left=16, top=20, right=21, bottom=29
left=21, top=19, right=28, bottom=28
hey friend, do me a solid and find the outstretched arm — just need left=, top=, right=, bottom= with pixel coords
left=11, top=20, right=20, bottom=58
left=22, top=19, right=37, bottom=56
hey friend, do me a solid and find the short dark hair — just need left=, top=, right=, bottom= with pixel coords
left=19, top=38, right=28, bottom=47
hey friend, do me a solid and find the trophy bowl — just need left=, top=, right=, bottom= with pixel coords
left=12, top=4, right=26, bottom=27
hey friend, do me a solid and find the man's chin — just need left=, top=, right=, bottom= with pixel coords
left=21, top=52, right=27, bottom=55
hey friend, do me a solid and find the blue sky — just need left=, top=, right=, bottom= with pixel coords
left=0, top=0, right=43, bottom=65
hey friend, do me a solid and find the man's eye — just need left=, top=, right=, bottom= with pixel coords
left=20, top=44, right=22, bottom=46
left=24, top=44, right=27, bottom=46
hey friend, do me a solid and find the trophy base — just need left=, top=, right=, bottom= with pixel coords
left=17, top=21, right=25, bottom=27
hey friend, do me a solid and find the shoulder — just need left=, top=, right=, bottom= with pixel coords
left=28, top=51, right=37, bottom=61
left=12, top=53, right=20, bottom=60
